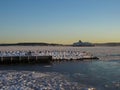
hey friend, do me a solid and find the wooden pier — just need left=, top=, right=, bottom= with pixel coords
left=0, top=56, right=52, bottom=64
left=0, top=56, right=99, bottom=65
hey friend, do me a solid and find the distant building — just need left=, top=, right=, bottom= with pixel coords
left=73, top=40, right=94, bottom=46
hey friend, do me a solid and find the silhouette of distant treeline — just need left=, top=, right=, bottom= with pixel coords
left=94, top=43, right=120, bottom=46
left=0, top=43, right=63, bottom=46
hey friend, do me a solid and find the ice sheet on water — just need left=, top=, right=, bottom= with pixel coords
left=0, top=71, right=96, bottom=90
left=0, top=46, right=120, bottom=60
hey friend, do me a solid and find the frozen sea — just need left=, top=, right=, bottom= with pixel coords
left=0, top=46, right=120, bottom=90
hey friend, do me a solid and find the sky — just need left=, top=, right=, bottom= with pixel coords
left=0, top=0, right=120, bottom=44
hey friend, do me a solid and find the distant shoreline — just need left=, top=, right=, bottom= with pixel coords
left=0, top=42, right=120, bottom=46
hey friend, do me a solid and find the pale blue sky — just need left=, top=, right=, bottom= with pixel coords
left=0, top=0, right=120, bottom=44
